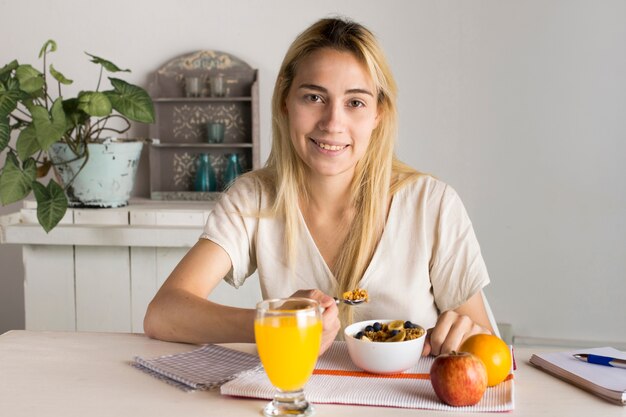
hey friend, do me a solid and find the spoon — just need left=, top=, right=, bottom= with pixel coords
left=334, top=297, right=367, bottom=306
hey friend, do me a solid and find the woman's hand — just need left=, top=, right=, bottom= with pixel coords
left=422, top=310, right=491, bottom=356
left=290, top=289, right=340, bottom=355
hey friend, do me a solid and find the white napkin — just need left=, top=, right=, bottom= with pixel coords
left=221, top=342, right=515, bottom=412
left=133, top=344, right=261, bottom=392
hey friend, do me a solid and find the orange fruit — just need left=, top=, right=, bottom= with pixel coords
left=459, top=334, right=512, bottom=387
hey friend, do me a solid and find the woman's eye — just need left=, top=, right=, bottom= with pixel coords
left=348, top=100, right=365, bottom=108
left=305, top=94, right=322, bottom=102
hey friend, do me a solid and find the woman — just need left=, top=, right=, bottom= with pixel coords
left=144, top=17, right=494, bottom=357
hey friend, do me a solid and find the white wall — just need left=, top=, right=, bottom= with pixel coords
left=1, top=1, right=624, bottom=343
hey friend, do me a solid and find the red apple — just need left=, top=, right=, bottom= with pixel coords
left=430, top=351, right=488, bottom=407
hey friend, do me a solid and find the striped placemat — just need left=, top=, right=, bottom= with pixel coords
left=221, top=342, right=515, bottom=412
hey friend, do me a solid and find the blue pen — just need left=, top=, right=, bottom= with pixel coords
left=573, top=353, right=626, bottom=369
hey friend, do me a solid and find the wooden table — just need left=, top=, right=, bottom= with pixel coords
left=1, top=331, right=624, bottom=416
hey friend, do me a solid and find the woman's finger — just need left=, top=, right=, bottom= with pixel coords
left=427, top=311, right=456, bottom=356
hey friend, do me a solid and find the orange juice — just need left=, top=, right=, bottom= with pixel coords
left=255, top=315, right=322, bottom=392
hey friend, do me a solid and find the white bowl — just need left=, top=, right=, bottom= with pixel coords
left=344, top=319, right=427, bottom=374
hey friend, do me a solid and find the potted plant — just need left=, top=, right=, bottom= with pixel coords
left=0, top=40, right=155, bottom=232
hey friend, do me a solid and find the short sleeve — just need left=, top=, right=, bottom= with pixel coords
left=200, top=177, right=260, bottom=288
left=429, top=185, right=490, bottom=312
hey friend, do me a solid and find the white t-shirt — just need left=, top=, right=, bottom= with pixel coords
left=201, top=174, right=490, bottom=330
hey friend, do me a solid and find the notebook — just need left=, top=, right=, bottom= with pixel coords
left=529, top=346, right=626, bottom=405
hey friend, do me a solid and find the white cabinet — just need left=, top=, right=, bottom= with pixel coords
left=0, top=200, right=261, bottom=333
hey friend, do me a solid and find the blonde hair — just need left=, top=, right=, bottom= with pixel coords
left=257, top=17, right=421, bottom=324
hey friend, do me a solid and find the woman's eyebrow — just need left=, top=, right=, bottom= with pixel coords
left=297, top=83, right=373, bottom=97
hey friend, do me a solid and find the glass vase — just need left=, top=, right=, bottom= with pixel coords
left=194, top=153, right=217, bottom=192
left=223, top=153, right=243, bottom=188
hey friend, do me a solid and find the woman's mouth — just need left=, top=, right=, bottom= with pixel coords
left=310, top=138, right=348, bottom=151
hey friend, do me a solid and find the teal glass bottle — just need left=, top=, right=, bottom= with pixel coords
left=194, top=153, right=217, bottom=192
left=223, top=153, right=243, bottom=188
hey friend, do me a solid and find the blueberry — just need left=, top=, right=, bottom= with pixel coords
left=390, top=329, right=399, bottom=336
left=355, top=331, right=364, bottom=339
left=373, top=322, right=382, bottom=331
left=404, top=321, right=414, bottom=328
left=364, top=325, right=374, bottom=332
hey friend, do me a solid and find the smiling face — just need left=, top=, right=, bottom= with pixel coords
left=284, top=48, right=380, bottom=183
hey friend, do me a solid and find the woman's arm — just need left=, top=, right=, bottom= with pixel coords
left=144, top=239, right=342, bottom=353
left=143, top=239, right=256, bottom=344
left=422, top=291, right=494, bottom=356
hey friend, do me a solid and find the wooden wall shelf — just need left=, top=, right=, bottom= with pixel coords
left=148, top=50, right=260, bottom=200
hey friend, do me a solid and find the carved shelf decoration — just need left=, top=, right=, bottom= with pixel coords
left=148, top=50, right=260, bottom=200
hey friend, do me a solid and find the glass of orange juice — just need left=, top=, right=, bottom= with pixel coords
left=255, top=298, right=322, bottom=417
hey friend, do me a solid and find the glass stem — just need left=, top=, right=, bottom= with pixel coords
left=263, top=388, right=315, bottom=417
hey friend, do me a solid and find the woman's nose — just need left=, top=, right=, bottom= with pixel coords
left=317, top=102, right=345, bottom=133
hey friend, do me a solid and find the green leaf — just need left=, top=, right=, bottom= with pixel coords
left=0, top=85, right=20, bottom=117
left=5, top=77, right=20, bottom=91
left=0, top=116, right=9, bottom=152
left=23, top=157, right=37, bottom=174
left=105, top=78, right=155, bottom=123
left=77, top=91, right=112, bottom=117
left=0, top=60, right=18, bottom=82
left=16, top=125, right=40, bottom=159
left=15, top=65, right=44, bottom=94
left=38, top=40, right=57, bottom=59
left=85, top=53, right=130, bottom=73
left=32, top=180, right=67, bottom=233
left=0, top=152, right=35, bottom=205
left=49, top=64, right=73, bottom=85
left=30, top=98, right=67, bottom=149
left=62, top=98, right=90, bottom=129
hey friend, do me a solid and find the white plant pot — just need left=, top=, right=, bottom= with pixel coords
left=48, top=138, right=143, bottom=208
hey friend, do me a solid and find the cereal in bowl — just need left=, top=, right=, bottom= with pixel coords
left=353, top=320, right=425, bottom=342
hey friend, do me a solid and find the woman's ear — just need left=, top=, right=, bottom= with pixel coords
left=278, top=76, right=289, bottom=115
left=373, top=107, right=383, bottom=129
left=373, top=90, right=387, bottom=129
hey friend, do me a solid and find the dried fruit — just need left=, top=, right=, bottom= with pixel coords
left=387, top=320, right=404, bottom=331
left=386, top=329, right=406, bottom=342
